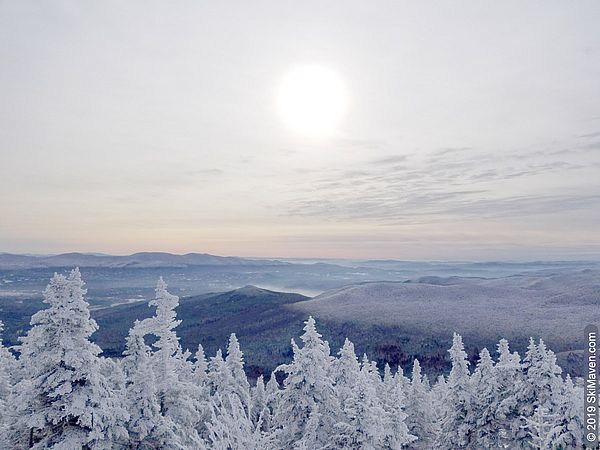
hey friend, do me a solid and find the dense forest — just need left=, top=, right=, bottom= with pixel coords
left=0, top=269, right=583, bottom=449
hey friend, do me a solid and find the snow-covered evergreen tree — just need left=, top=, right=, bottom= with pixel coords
left=378, top=362, right=415, bottom=449
left=206, top=393, right=273, bottom=450
left=435, top=333, right=475, bottom=449
left=405, top=359, right=435, bottom=448
left=333, top=356, right=386, bottom=449
left=528, top=340, right=563, bottom=410
left=263, top=374, right=280, bottom=432
left=513, top=338, right=564, bottom=448
left=0, top=320, right=17, bottom=446
left=382, top=363, right=393, bottom=397
left=332, top=338, right=361, bottom=405
left=552, top=374, right=583, bottom=448
left=523, top=406, right=562, bottom=449
left=393, top=364, right=411, bottom=398
left=493, top=338, right=524, bottom=446
left=191, top=343, right=212, bottom=439
left=358, top=354, right=379, bottom=391
left=9, top=269, right=128, bottom=449
left=519, top=338, right=543, bottom=418
left=272, top=316, right=340, bottom=448
left=139, top=277, right=183, bottom=409
left=193, top=343, right=209, bottom=385
left=225, top=333, right=251, bottom=412
left=265, top=373, right=280, bottom=398
left=122, top=324, right=171, bottom=448
left=428, top=373, right=448, bottom=446
left=471, top=348, right=501, bottom=447
left=208, top=349, right=230, bottom=395
left=135, top=278, right=204, bottom=448
left=294, top=408, right=321, bottom=450
left=0, top=320, right=16, bottom=394
left=251, top=375, right=268, bottom=426
left=528, top=340, right=582, bottom=449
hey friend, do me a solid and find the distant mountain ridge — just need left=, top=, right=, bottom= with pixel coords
left=0, top=252, right=288, bottom=269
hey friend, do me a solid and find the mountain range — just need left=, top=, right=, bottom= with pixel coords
left=88, top=269, right=598, bottom=378
left=1, top=255, right=597, bottom=378
left=0, top=252, right=288, bottom=269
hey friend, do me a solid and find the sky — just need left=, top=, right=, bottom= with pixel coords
left=1, top=1, right=600, bottom=260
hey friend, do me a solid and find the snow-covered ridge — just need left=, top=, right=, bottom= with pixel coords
left=291, top=269, right=600, bottom=346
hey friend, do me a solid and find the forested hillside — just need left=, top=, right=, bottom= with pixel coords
left=0, top=269, right=584, bottom=448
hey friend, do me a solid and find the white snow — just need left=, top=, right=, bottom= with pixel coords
left=0, top=271, right=586, bottom=448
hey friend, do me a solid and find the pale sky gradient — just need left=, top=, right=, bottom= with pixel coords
left=1, top=1, right=600, bottom=259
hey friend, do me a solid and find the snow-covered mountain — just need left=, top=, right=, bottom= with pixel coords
left=290, top=269, right=600, bottom=349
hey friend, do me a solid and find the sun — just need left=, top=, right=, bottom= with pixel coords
left=277, top=65, right=348, bottom=138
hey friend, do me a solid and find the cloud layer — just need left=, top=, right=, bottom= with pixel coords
left=1, top=1, right=600, bottom=258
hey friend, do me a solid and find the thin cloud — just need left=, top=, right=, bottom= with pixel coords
left=369, top=155, right=409, bottom=165
left=280, top=141, right=598, bottom=226
left=578, top=131, right=600, bottom=139
left=185, top=169, right=224, bottom=176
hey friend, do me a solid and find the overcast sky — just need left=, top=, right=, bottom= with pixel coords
left=1, top=1, right=600, bottom=259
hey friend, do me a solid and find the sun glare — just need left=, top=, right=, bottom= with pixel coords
left=277, top=65, right=348, bottom=138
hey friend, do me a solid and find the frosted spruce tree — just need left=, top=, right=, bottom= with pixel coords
left=191, top=343, right=212, bottom=438
left=435, top=333, right=475, bottom=448
left=524, top=339, right=581, bottom=448
left=192, top=344, right=209, bottom=386
left=206, top=393, right=273, bottom=450
left=208, top=349, right=230, bottom=395
left=203, top=334, right=255, bottom=443
left=360, top=354, right=380, bottom=387
left=0, top=320, right=16, bottom=394
left=514, top=338, right=562, bottom=447
left=332, top=338, right=361, bottom=405
left=333, top=354, right=386, bottom=449
left=9, top=269, right=128, bottom=449
left=382, top=363, right=394, bottom=396
left=470, top=348, right=501, bottom=447
left=224, top=333, right=251, bottom=413
left=392, top=364, right=411, bottom=399
left=122, top=323, right=172, bottom=448
left=272, top=316, right=340, bottom=448
left=378, top=362, right=415, bottom=449
left=405, top=359, right=435, bottom=448
left=0, top=320, right=17, bottom=446
left=552, top=374, right=584, bottom=448
left=263, top=373, right=281, bottom=432
left=250, top=375, right=268, bottom=427
left=493, top=338, right=523, bottom=446
left=135, top=278, right=204, bottom=448
left=519, top=338, right=544, bottom=415
left=524, top=407, right=562, bottom=449
left=294, top=409, right=321, bottom=450
left=430, top=371, right=448, bottom=440
left=527, top=340, right=563, bottom=410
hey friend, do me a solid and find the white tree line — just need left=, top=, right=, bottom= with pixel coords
left=0, top=269, right=585, bottom=449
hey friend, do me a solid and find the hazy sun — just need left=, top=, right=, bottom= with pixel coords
left=277, top=65, right=348, bottom=137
